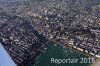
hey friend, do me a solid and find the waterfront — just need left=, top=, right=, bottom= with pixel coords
left=35, top=44, right=91, bottom=66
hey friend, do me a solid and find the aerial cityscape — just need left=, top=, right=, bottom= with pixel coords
left=0, top=0, right=100, bottom=66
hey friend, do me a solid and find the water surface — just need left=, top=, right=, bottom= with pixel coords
left=35, top=43, right=91, bottom=66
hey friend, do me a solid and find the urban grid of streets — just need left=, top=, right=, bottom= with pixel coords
left=0, top=0, right=100, bottom=66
